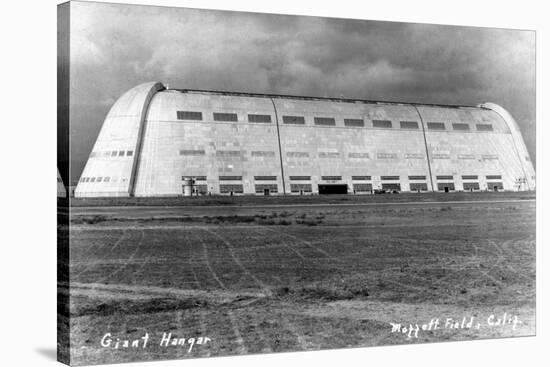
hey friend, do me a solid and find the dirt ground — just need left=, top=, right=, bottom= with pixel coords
left=63, top=194, right=536, bottom=365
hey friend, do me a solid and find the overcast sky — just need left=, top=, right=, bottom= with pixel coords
left=69, top=1, right=535, bottom=184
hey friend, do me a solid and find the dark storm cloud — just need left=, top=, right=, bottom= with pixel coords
left=69, top=1, right=535, bottom=183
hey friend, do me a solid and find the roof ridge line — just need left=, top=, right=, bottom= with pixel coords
left=171, top=88, right=476, bottom=109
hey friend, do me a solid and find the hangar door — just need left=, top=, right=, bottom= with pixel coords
left=318, top=184, right=348, bottom=194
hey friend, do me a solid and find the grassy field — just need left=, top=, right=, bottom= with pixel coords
left=64, top=195, right=536, bottom=365
left=70, top=191, right=535, bottom=207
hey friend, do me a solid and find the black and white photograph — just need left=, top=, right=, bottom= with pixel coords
left=50, top=0, right=542, bottom=366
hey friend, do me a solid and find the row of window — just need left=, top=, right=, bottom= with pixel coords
left=189, top=182, right=503, bottom=194
left=175, top=174, right=502, bottom=182
left=177, top=149, right=500, bottom=161
left=77, top=177, right=503, bottom=192
left=80, top=176, right=119, bottom=183
left=78, top=174, right=502, bottom=184
left=90, top=150, right=133, bottom=158
left=175, top=110, right=494, bottom=131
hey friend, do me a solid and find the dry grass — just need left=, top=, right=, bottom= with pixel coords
left=65, top=198, right=536, bottom=365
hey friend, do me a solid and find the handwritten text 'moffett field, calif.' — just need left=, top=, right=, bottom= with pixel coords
left=390, top=312, right=522, bottom=339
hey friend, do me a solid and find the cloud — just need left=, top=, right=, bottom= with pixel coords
left=67, top=1, right=536, bottom=183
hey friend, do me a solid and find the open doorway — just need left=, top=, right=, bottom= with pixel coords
left=318, top=184, right=348, bottom=194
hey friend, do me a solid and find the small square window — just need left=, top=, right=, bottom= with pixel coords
left=118, top=151, right=125, bottom=156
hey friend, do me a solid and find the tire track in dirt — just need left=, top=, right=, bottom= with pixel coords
left=194, top=231, right=227, bottom=290
left=489, top=238, right=534, bottom=283
left=94, top=229, right=145, bottom=285
left=199, top=227, right=272, bottom=295
left=73, top=229, right=129, bottom=278
left=248, top=227, right=307, bottom=262
left=257, top=226, right=344, bottom=265
left=463, top=239, right=504, bottom=287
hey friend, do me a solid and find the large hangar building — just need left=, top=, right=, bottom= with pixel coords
left=75, top=82, right=535, bottom=197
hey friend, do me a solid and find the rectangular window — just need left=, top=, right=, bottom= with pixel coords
left=90, top=177, right=96, bottom=182
left=381, top=176, right=400, bottom=180
left=452, top=123, right=470, bottom=131
left=405, top=153, right=424, bottom=159
left=382, top=183, right=401, bottom=191
left=179, top=149, right=206, bottom=156
left=289, top=176, right=310, bottom=181
left=213, top=112, right=238, bottom=122
left=352, top=176, right=371, bottom=181
left=195, top=184, right=208, bottom=194
left=248, top=114, right=271, bottom=123
left=255, top=184, right=278, bottom=193
left=282, top=115, right=305, bottom=125
left=321, top=176, right=342, bottom=181
left=348, top=152, right=369, bottom=159
left=372, top=119, right=392, bottom=128
left=486, top=175, right=502, bottom=180
left=476, top=123, right=493, bottom=131
left=314, top=117, right=336, bottom=126
left=408, top=175, right=426, bottom=180
left=462, top=175, right=478, bottom=180
left=400, top=121, right=419, bottom=129
left=103, top=177, right=110, bottom=182
left=219, top=176, right=242, bottom=181
left=96, top=177, right=103, bottom=182
left=463, top=182, right=480, bottom=191
left=251, top=151, right=275, bottom=157
left=286, top=152, right=309, bottom=158
left=410, top=183, right=428, bottom=191
left=344, top=119, right=364, bottom=127
left=318, top=152, right=340, bottom=158
left=290, top=183, right=312, bottom=193
left=377, top=153, right=397, bottom=159
left=177, top=111, right=203, bottom=120
left=220, top=184, right=244, bottom=193
left=118, top=151, right=125, bottom=156
left=126, top=151, right=133, bottom=156
left=181, top=176, right=206, bottom=181
left=437, top=182, right=456, bottom=191
left=427, top=122, right=446, bottom=130
left=353, top=183, right=373, bottom=192
left=436, top=175, right=454, bottom=180
left=111, top=151, right=117, bottom=157
left=254, top=176, right=277, bottom=181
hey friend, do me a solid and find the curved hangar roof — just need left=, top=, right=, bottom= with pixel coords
left=75, top=82, right=535, bottom=197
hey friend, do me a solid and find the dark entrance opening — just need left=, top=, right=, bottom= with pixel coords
left=263, top=188, right=270, bottom=196
left=318, top=184, right=348, bottom=195
left=444, top=186, right=449, bottom=193
left=493, top=186, right=499, bottom=192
